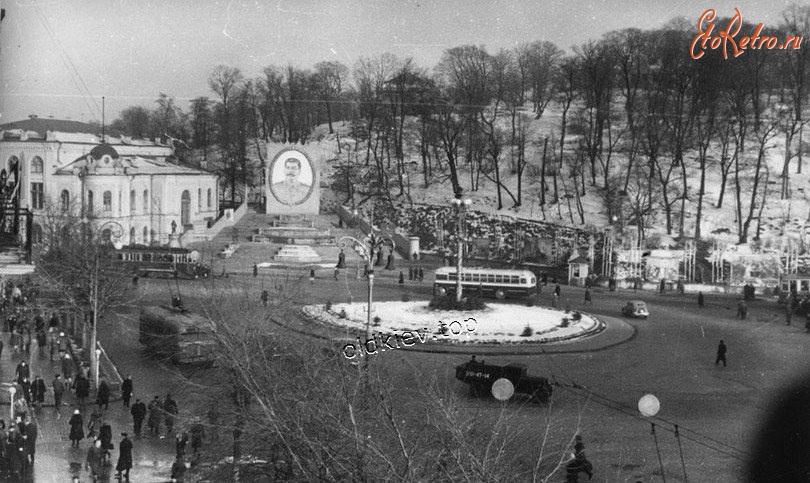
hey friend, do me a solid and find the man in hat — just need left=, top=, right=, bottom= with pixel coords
left=130, top=399, right=146, bottom=438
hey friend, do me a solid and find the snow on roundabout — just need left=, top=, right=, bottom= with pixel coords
left=302, top=301, right=605, bottom=344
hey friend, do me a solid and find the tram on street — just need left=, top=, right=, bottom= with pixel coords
left=111, top=246, right=211, bottom=279
left=139, top=305, right=217, bottom=367
left=778, top=273, right=810, bottom=305
left=433, top=266, right=537, bottom=299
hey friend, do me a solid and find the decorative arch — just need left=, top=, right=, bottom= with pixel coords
left=180, top=190, right=191, bottom=226
left=31, top=156, right=44, bottom=174
left=130, top=190, right=136, bottom=214
left=60, top=190, right=70, bottom=213
left=103, top=190, right=112, bottom=211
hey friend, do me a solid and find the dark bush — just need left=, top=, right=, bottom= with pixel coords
left=373, top=316, right=381, bottom=326
left=572, top=311, right=582, bottom=321
left=521, top=325, right=534, bottom=337
left=428, top=295, right=487, bottom=311
left=560, top=318, right=569, bottom=327
left=339, top=308, right=348, bottom=319
left=325, top=300, right=333, bottom=311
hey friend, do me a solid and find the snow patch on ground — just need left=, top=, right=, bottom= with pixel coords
left=302, top=301, right=604, bottom=344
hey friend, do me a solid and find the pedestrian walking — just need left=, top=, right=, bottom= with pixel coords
left=334, top=267, right=339, bottom=280
left=698, top=291, right=705, bottom=308
left=121, top=375, right=133, bottom=408
left=408, top=267, right=414, bottom=281
left=659, top=279, right=666, bottom=294
left=786, top=303, right=793, bottom=326
left=737, top=300, right=748, bottom=319
left=584, top=288, right=592, bottom=305
left=147, top=396, right=162, bottom=437
left=261, top=289, right=269, bottom=307
left=171, top=455, right=187, bottom=482
left=48, top=328, right=56, bottom=361
left=62, top=353, right=74, bottom=386
left=85, top=439, right=106, bottom=482
left=175, top=431, right=188, bottom=458
left=33, top=376, right=46, bottom=408
left=116, top=432, right=133, bottom=481
left=100, top=421, right=113, bottom=451
left=716, top=339, right=727, bottom=367
left=87, top=407, right=102, bottom=439
left=554, top=284, right=561, bottom=298
left=565, top=435, right=594, bottom=482
left=310, top=268, right=316, bottom=284
left=130, top=399, right=146, bottom=437
left=96, top=378, right=111, bottom=410
left=252, top=264, right=258, bottom=277
left=36, top=330, right=46, bottom=358
left=418, top=267, right=424, bottom=282
left=69, top=409, right=84, bottom=447
left=163, top=394, right=178, bottom=437
left=53, top=374, right=65, bottom=412
left=20, top=378, right=31, bottom=406
left=13, top=395, right=28, bottom=423
left=398, top=271, right=404, bottom=285
left=14, top=361, right=29, bottom=384
left=75, top=375, right=91, bottom=412
left=23, top=417, right=36, bottom=464
left=190, top=420, right=205, bottom=457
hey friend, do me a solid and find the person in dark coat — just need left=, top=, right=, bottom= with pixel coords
left=75, top=375, right=90, bottom=411
left=20, top=378, right=31, bottom=406
left=8, top=429, right=25, bottom=480
left=147, top=396, right=162, bottom=436
left=85, top=439, right=105, bottom=482
left=163, top=394, right=178, bottom=436
left=261, top=290, right=269, bottom=307
left=36, top=330, right=46, bottom=358
left=121, top=375, right=133, bottom=408
left=23, top=417, right=36, bottom=464
left=252, top=264, right=258, bottom=277
left=87, top=407, right=102, bottom=440
left=698, top=292, right=705, bottom=308
left=190, top=421, right=205, bottom=457
left=418, top=267, right=424, bottom=282
left=52, top=374, right=65, bottom=411
left=398, top=271, right=404, bottom=284
left=171, top=455, right=187, bottom=482
left=61, top=353, right=74, bottom=386
left=34, top=376, right=46, bottom=408
left=130, top=399, right=147, bottom=437
left=309, top=268, right=316, bottom=284
left=583, top=288, right=592, bottom=305
left=14, top=361, right=29, bottom=384
left=116, top=433, right=133, bottom=481
left=716, top=340, right=727, bottom=367
left=69, top=410, right=84, bottom=447
left=96, top=379, right=111, bottom=410
left=554, top=284, right=561, bottom=297
left=100, top=421, right=113, bottom=451
left=175, top=431, right=188, bottom=458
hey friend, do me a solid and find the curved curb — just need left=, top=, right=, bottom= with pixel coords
left=270, top=309, right=636, bottom=356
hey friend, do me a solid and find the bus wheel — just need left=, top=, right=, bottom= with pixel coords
left=495, top=289, right=506, bottom=300
left=436, top=287, right=447, bottom=297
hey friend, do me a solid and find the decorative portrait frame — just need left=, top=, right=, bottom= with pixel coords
left=268, top=147, right=316, bottom=206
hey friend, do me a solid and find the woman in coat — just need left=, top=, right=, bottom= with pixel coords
left=115, top=433, right=133, bottom=480
left=68, top=410, right=84, bottom=447
left=87, top=408, right=102, bottom=439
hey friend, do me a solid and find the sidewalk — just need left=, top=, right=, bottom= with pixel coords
left=0, top=333, right=177, bottom=482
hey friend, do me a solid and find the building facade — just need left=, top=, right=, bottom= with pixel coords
left=0, top=120, right=218, bottom=246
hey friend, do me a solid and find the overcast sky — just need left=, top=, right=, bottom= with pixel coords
left=0, top=0, right=798, bottom=124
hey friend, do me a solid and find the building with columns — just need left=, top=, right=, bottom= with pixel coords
left=0, top=118, right=219, bottom=246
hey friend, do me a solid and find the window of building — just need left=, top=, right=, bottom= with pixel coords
left=30, top=183, right=44, bottom=210
left=87, top=190, right=94, bottom=215
left=31, top=156, right=44, bottom=174
left=198, top=188, right=202, bottom=211
left=143, top=190, right=149, bottom=212
left=103, top=191, right=112, bottom=212
left=129, top=227, right=135, bottom=243
left=130, top=190, right=136, bottom=214
left=60, top=190, right=70, bottom=213
left=207, top=188, right=212, bottom=208
left=143, top=227, right=148, bottom=244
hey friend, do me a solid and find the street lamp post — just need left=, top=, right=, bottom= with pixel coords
left=94, top=348, right=102, bottom=388
left=452, top=198, right=472, bottom=303
left=337, top=231, right=395, bottom=372
left=88, top=220, right=123, bottom=390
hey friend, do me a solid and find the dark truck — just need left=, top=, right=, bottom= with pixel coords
left=455, top=359, right=553, bottom=403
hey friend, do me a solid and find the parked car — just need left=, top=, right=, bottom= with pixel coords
left=621, top=300, right=649, bottom=318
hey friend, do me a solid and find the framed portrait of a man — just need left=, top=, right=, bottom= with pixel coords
left=268, top=148, right=315, bottom=206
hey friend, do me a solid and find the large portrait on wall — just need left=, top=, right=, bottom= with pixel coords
left=268, top=148, right=315, bottom=206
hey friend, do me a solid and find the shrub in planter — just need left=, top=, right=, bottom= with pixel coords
left=325, top=300, right=333, bottom=311
left=339, top=308, right=348, bottom=319
left=373, top=316, right=382, bottom=326
left=521, top=325, right=534, bottom=337
left=560, top=318, right=570, bottom=328
left=572, top=311, right=582, bottom=321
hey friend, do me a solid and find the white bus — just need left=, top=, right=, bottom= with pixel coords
left=433, top=267, right=537, bottom=300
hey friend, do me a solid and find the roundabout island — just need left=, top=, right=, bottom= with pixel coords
left=301, top=300, right=631, bottom=352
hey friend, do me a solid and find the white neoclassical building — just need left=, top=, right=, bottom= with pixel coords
left=0, top=118, right=219, bottom=246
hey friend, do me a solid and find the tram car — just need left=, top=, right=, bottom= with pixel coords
left=139, top=305, right=217, bottom=367
left=455, top=358, right=553, bottom=403
left=112, top=245, right=211, bottom=279
left=433, top=267, right=537, bottom=299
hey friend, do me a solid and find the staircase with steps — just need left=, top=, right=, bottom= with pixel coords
left=187, top=207, right=405, bottom=275
left=0, top=247, right=34, bottom=275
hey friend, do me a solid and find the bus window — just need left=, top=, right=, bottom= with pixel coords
left=520, top=278, right=527, bottom=284
left=437, top=274, right=447, bottom=281
left=802, top=280, right=809, bottom=292
left=464, top=273, right=472, bottom=282
left=449, top=273, right=458, bottom=281
left=488, top=275, right=495, bottom=283
left=495, top=275, right=503, bottom=283
left=472, top=274, right=479, bottom=282
left=510, top=276, right=519, bottom=284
